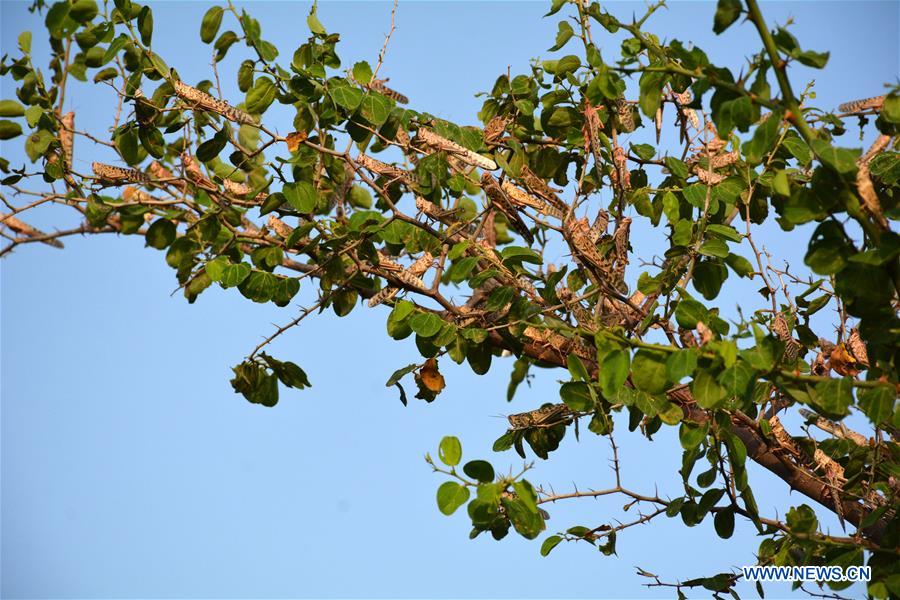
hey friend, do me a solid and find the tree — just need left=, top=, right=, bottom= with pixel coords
left=1, top=0, right=898, bottom=597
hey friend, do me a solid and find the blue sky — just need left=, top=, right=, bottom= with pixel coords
left=1, top=1, right=897, bottom=598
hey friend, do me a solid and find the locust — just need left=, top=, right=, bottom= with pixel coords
left=507, top=403, right=574, bottom=430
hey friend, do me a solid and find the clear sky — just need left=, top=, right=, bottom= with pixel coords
left=1, top=1, right=897, bottom=598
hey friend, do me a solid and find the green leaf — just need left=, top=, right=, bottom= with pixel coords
left=220, top=263, right=251, bottom=288
left=436, top=481, right=469, bottom=515
left=0, top=120, right=23, bottom=140
left=883, top=94, right=900, bottom=124
left=93, top=67, right=118, bottom=83
left=238, top=270, right=279, bottom=303
left=45, top=2, right=73, bottom=38
left=675, top=297, right=708, bottom=329
left=352, top=61, right=372, bottom=84
left=745, top=110, right=782, bottom=165
left=18, top=31, right=32, bottom=54
left=385, top=363, right=417, bottom=388
left=137, top=5, right=153, bottom=45
left=307, top=4, right=327, bottom=35
left=714, top=506, right=735, bottom=538
left=666, top=349, right=697, bottom=382
left=200, top=6, right=224, bottom=44
left=811, top=378, right=854, bottom=418
left=262, top=355, right=311, bottom=389
left=679, top=421, right=708, bottom=450
left=599, top=349, right=629, bottom=399
left=70, top=0, right=98, bottom=23
left=682, top=184, right=708, bottom=209
left=196, top=130, right=228, bottom=162
left=725, top=253, right=754, bottom=278
left=438, top=436, right=462, bottom=466
left=329, top=81, right=364, bottom=111
left=638, top=70, right=666, bottom=117
left=214, top=30, right=239, bottom=62
left=463, top=460, right=495, bottom=483
left=246, top=77, right=276, bottom=114
left=858, top=385, right=894, bottom=426
left=359, top=92, right=392, bottom=126
left=809, top=139, right=859, bottom=175
left=501, top=246, right=542, bottom=266
left=548, top=21, right=574, bottom=51
left=691, top=369, right=727, bottom=409
left=25, top=130, right=54, bottom=162
left=713, top=0, right=741, bottom=34
left=282, top=181, right=318, bottom=213
left=706, top=224, right=741, bottom=242
left=567, top=354, right=590, bottom=382
left=630, top=143, right=656, bottom=161
left=102, top=34, right=129, bottom=65
left=560, top=382, right=595, bottom=411
left=631, top=350, right=668, bottom=394
left=409, top=312, right=444, bottom=338
left=0, top=100, right=25, bottom=118
left=540, top=535, right=562, bottom=556
left=144, top=218, right=176, bottom=249
left=699, top=238, right=729, bottom=259
left=665, top=156, right=689, bottom=179
left=145, top=52, right=169, bottom=78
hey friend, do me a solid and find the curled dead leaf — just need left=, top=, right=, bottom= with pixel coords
left=414, top=358, right=445, bottom=401
left=828, top=343, right=860, bottom=377
left=285, top=131, right=308, bottom=153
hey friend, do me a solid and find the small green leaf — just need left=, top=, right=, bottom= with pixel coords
left=540, top=535, right=562, bottom=556
left=691, top=369, right=727, bottom=409
left=436, top=481, right=469, bottom=515
left=214, top=31, right=239, bottom=62
left=246, top=77, right=276, bottom=114
left=631, top=350, right=668, bottom=394
left=359, top=92, right=392, bottom=126
left=858, top=385, right=894, bottom=426
left=666, top=349, right=697, bottom=382
left=699, top=238, right=729, bottom=259
left=713, top=0, right=741, bottom=34
left=0, top=100, right=26, bottom=118
left=307, top=4, right=327, bottom=35
left=714, top=506, right=735, bottom=538
left=599, top=349, right=629, bottom=399
left=679, top=421, right=708, bottom=450
left=675, top=297, right=708, bottom=328
left=548, top=21, right=574, bottom=51
left=463, top=460, right=495, bottom=483
left=809, top=139, right=859, bottom=175
left=501, top=246, right=542, bottom=266
left=883, top=94, right=900, bottom=124
left=329, top=81, right=364, bottom=111
left=70, top=0, right=98, bottom=23
left=18, top=31, right=32, bottom=54
left=352, top=61, right=373, bottom=84
left=144, top=218, right=176, bottom=249
left=560, top=381, right=595, bottom=411
left=282, top=181, right=318, bottom=213
left=638, top=69, right=666, bottom=117
left=567, top=354, right=590, bottom=382
left=725, top=253, right=754, bottom=278
left=200, top=6, right=224, bottom=44
left=438, top=436, right=462, bottom=466
left=221, top=263, right=251, bottom=288
left=137, top=5, right=153, bottom=45
left=745, top=110, right=783, bottom=165
left=0, top=120, right=23, bottom=140
left=409, top=312, right=443, bottom=338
